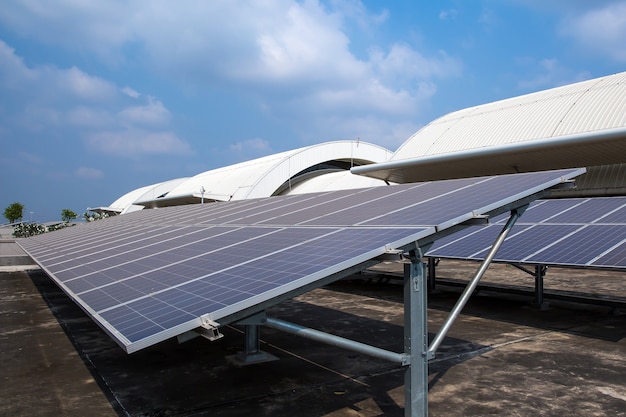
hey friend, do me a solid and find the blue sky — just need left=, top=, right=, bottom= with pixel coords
left=1, top=0, right=625, bottom=222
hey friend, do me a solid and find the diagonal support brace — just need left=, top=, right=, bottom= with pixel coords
left=427, top=206, right=526, bottom=358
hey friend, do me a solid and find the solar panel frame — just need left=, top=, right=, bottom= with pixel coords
left=592, top=241, right=626, bottom=268
left=425, top=224, right=535, bottom=259
left=427, top=196, right=626, bottom=269
left=18, top=168, right=585, bottom=353
left=524, top=224, right=626, bottom=266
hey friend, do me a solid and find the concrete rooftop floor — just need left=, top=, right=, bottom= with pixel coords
left=1, top=240, right=625, bottom=416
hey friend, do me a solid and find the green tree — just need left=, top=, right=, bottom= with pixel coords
left=61, top=208, right=78, bottom=223
left=4, top=202, right=24, bottom=224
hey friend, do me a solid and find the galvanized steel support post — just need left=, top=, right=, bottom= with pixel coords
left=534, top=264, right=546, bottom=307
left=244, top=324, right=262, bottom=356
left=427, top=257, right=437, bottom=293
left=229, top=313, right=278, bottom=365
left=404, top=250, right=429, bottom=417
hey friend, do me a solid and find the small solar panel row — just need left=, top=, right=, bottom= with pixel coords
left=18, top=169, right=585, bottom=352
left=427, top=197, right=626, bottom=269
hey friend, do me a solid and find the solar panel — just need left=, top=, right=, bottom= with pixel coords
left=427, top=196, right=626, bottom=269
left=593, top=240, right=626, bottom=268
left=18, top=169, right=583, bottom=353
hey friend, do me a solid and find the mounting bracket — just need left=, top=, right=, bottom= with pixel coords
left=199, top=316, right=224, bottom=341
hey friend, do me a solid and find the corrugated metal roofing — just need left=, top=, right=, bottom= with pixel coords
left=352, top=127, right=626, bottom=184
left=392, top=71, right=626, bottom=161
left=353, top=72, right=626, bottom=190
left=553, top=163, right=626, bottom=197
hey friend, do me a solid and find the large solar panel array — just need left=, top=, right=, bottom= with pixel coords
left=427, top=196, right=626, bottom=269
left=18, top=169, right=583, bottom=353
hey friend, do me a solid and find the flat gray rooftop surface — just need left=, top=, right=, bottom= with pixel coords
left=1, top=247, right=625, bottom=416
left=0, top=241, right=37, bottom=271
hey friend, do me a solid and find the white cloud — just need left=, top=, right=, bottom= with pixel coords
left=0, top=1, right=135, bottom=65
left=17, top=151, right=44, bottom=165
left=516, top=57, right=592, bottom=90
left=60, top=67, right=118, bottom=100
left=0, top=40, right=37, bottom=86
left=308, top=81, right=419, bottom=115
left=122, top=86, right=141, bottom=99
left=223, top=138, right=273, bottom=163
left=229, top=138, right=271, bottom=153
left=477, top=8, right=499, bottom=29
left=370, top=44, right=461, bottom=83
left=510, top=1, right=626, bottom=62
left=308, top=114, right=419, bottom=149
left=66, top=106, right=114, bottom=127
left=517, top=58, right=562, bottom=89
left=0, top=1, right=461, bottom=125
left=0, top=40, right=117, bottom=105
left=87, top=129, right=192, bottom=156
left=252, top=2, right=363, bottom=83
left=118, top=97, right=171, bottom=127
left=76, top=166, right=104, bottom=179
left=559, top=2, right=626, bottom=62
left=330, top=0, right=389, bottom=27
left=0, top=41, right=190, bottom=156
left=439, top=9, right=458, bottom=20
left=510, top=0, right=617, bottom=12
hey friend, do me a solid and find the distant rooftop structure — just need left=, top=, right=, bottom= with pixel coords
left=96, top=71, right=626, bottom=215
left=98, top=140, right=393, bottom=214
left=392, top=72, right=626, bottom=162
left=89, top=178, right=190, bottom=215
left=353, top=71, right=626, bottom=195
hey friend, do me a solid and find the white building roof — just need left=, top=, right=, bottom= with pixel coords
left=393, top=71, right=626, bottom=161
left=284, top=170, right=390, bottom=195
left=103, top=72, right=626, bottom=213
left=133, top=140, right=392, bottom=208
left=353, top=71, right=626, bottom=184
left=95, top=178, right=189, bottom=214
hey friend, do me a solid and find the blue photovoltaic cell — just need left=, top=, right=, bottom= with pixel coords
left=593, top=241, right=626, bottom=268
left=18, top=169, right=583, bottom=352
left=515, top=199, right=584, bottom=223
left=545, top=198, right=625, bottom=224
left=598, top=204, right=626, bottom=224
left=363, top=176, right=519, bottom=226
left=102, top=226, right=430, bottom=343
left=428, top=196, right=626, bottom=269
left=427, top=225, right=534, bottom=259
left=525, top=225, right=626, bottom=265
left=477, top=224, right=582, bottom=262
left=304, top=180, right=468, bottom=226
left=86, top=227, right=264, bottom=273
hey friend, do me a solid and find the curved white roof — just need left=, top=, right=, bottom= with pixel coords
left=135, top=140, right=392, bottom=207
left=99, top=178, right=189, bottom=214
left=110, top=184, right=154, bottom=211
left=122, top=178, right=190, bottom=213
left=88, top=183, right=155, bottom=215
left=284, top=170, right=389, bottom=195
left=353, top=72, right=626, bottom=184
left=392, top=71, right=626, bottom=161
